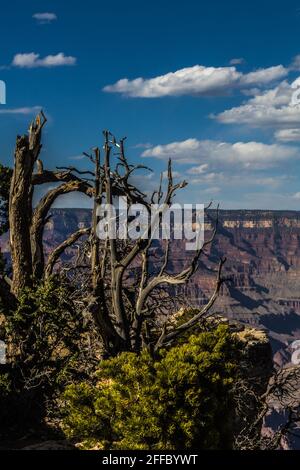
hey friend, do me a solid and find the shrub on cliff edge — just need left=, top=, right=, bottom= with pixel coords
left=61, top=324, right=238, bottom=450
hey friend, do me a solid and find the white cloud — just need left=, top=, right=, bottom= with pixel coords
left=162, top=170, right=180, bottom=178
left=229, top=58, right=245, bottom=65
left=190, top=172, right=224, bottom=185
left=12, top=52, right=76, bottom=68
left=292, top=192, right=300, bottom=199
left=142, top=138, right=294, bottom=200
left=132, top=143, right=153, bottom=149
left=245, top=81, right=292, bottom=106
left=0, top=106, right=41, bottom=115
left=214, top=80, right=300, bottom=127
left=103, top=64, right=288, bottom=98
left=186, top=163, right=209, bottom=175
left=239, top=66, right=287, bottom=86
left=104, top=66, right=240, bottom=97
left=142, top=138, right=201, bottom=163
left=12, top=53, right=40, bottom=68
left=289, top=54, right=300, bottom=71
left=142, top=138, right=298, bottom=168
left=33, top=13, right=57, bottom=24
left=216, top=104, right=300, bottom=126
left=275, top=128, right=300, bottom=142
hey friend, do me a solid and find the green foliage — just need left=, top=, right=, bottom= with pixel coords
left=5, top=277, right=86, bottom=391
left=0, top=278, right=93, bottom=438
left=62, top=325, right=239, bottom=450
left=0, top=372, right=11, bottom=398
left=0, top=372, right=14, bottom=432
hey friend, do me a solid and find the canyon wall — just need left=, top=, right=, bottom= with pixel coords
left=2, top=208, right=300, bottom=365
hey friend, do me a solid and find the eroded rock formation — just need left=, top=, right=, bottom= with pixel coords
left=1, top=208, right=300, bottom=363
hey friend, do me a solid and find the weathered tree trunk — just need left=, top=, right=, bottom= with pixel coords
left=8, top=112, right=96, bottom=295
left=9, top=120, right=43, bottom=296
left=89, top=146, right=128, bottom=356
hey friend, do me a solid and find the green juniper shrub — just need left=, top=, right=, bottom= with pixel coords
left=1, top=277, right=89, bottom=436
left=62, top=324, right=239, bottom=450
left=0, top=372, right=11, bottom=398
left=5, top=277, right=88, bottom=386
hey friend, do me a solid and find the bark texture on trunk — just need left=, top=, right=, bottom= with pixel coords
left=8, top=113, right=94, bottom=295
left=9, top=119, right=43, bottom=296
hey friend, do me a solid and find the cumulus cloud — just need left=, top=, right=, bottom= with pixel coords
left=244, top=81, right=292, bottom=106
left=186, top=163, right=209, bottom=175
left=142, top=138, right=298, bottom=168
left=215, top=103, right=300, bottom=126
left=214, top=80, right=300, bottom=127
left=0, top=106, right=41, bottom=115
left=103, top=64, right=288, bottom=98
left=289, top=54, right=300, bottom=71
left=274, top=128, right=300, bottom=142
left=104, top=66, right=240, bottom=97
left=140, top=137, right=296, bottom=203
left=33, top=13, right=57, bottom=24
left=239, top=66, right=287, bottom=86
left=12, top=52, right=76, bottom=68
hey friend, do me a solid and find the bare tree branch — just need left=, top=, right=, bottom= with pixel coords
left=31, top=180, right=94, bottom=278
left=45, top=227, right=91, bottom=278
left=154, top=257, right=226, bottom=350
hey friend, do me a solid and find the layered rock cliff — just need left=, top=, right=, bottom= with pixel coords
left=1, top=208, right=300, bottom=365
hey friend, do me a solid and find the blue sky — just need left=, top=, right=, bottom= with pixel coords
left=2, top=0, right=300, bottom=208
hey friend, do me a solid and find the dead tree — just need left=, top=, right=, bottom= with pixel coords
left=234, top=365, right=300, bottom=450
left=5, top=115, right=226, bottom=357
left=80, top=131, right=226, bottom=356
left=8, top=112, right=94, bottom=297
